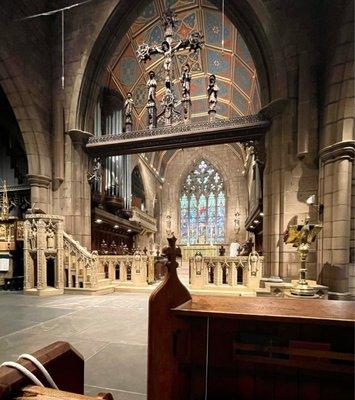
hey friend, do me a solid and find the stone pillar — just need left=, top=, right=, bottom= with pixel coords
left=57, top=219, right=64, bottom=290
left=23, top=220, right=31, bottom=290
left=68, top=129, right=92, bottom=249
left=36, top=219, right=47, bottom=290
left=68, top=255, right=73, bottom=288
left=263, top=112, right=283, bottom=279
left=262, top=97, right=318, bottom=282
left=318, top=141, right=355, bottom=293
left=27, top=175, right=52, bottom=213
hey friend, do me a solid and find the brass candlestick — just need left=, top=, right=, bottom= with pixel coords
left=284, top=220, right=322, bottom=296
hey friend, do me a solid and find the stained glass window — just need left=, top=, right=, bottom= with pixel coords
left=180, top=160, right=225, bottom=244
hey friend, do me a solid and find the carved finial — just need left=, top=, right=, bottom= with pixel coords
left=162, top=234, right=177, bottom=263
left=0, top=178, right=9, bottom=221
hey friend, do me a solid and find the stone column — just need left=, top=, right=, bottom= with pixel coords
left=36, top=219, right=47, bottom=290
left=27, top=175, right=52, bottom=213
left=262, top=108, right=283, bottom=280
left=23, top=221, right=31, bottom=290
left=56, top=219, right=64, bottom=290
left=68, top=129, right=92, bottom=249
left=318, top=140, right=355, bottom=293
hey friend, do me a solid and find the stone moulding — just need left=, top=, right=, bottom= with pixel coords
left=319, top=140, right=355, bottom=163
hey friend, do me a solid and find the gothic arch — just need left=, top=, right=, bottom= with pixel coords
left=73, top=0, right=288, bottom=132
left=177, top=148, right=234, bottom=198
left=0, top=62, right=51, bottom=178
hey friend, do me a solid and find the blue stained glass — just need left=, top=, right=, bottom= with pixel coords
left=180, top=195, right=189, bottom=244
left=180, top=160, right=225, bottom=244
left=189, top=194, right=198, bottom=244
left=198, top=195, right=207, bottom=242
left=216, top=192, right=225, bottom=243
left=208, top=193, right=216, bottom=243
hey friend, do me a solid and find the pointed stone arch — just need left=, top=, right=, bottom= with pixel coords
left=72, top=0, right=288, bottom=132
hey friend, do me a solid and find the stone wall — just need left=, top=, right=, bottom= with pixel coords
left=317, top=0, right=354, bottom=293
left=0, top=0, right=353, bottom=290
left=161, top=145, right=248, bottom=246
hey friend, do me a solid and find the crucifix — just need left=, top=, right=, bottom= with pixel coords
left=137, top=8, right=203, bottom=128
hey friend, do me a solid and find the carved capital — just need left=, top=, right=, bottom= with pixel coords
left=68, top=129, right=93, bottom=147
left=319, top=140, right=355, bottom=164
left=27, top=174, right=52, bottom=188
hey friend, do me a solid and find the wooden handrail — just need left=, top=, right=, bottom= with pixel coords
left=0, top=342, right=84, bottom=399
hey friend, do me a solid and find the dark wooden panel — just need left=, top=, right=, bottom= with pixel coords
left=86, top=119, right=269, bottom=157
left=0, top=342, right=84, bottom=399
left=172, top=295, right=355, bottom=325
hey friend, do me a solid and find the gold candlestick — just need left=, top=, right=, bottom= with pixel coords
left=284, top=220, right=322, bottom=296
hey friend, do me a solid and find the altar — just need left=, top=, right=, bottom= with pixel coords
left=180, top=244, right=218, bottom=261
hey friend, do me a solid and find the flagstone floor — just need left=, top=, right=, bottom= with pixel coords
left=0, top=291, right=149, bottom=400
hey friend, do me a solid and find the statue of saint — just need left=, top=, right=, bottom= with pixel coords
left=147, top=71, right=157, bottom=104
left=161, top=87, right=175, bottom=125
left=87, top=158, right=101, bottom=185
left=46, top=229, right=55, bottom=249
left=180, top=63, right=191, bottom=100
left=162, top=8, right=177, bottom=39
left=248, top=250, right=260, bottom=276
left=28, top=227, right=37, bottom=250
left=124, top=92, right=134, bottom=127
left=207, top=74, right=219, bottom=112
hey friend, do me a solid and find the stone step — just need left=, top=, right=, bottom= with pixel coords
left=98, top=278, right=112, bottom=287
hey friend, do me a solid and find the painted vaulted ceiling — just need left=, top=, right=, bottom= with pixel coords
left=102, top=0, right=261, bottom=130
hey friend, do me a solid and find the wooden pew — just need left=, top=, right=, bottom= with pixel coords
left=148, top=237, right=355, bottom=400
left=0, top=342, right=84, bottom=399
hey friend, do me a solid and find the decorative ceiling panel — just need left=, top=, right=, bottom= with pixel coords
left=103, top=0, right=260, bottom=128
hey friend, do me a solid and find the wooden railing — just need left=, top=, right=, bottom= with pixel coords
left=189, top=254, right=263, bottom=294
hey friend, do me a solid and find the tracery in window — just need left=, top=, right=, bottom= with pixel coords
left=180, top=160, right=225, bottom=244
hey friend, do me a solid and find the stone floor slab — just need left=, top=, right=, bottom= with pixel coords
left=0, top=291, right=150, bottom=397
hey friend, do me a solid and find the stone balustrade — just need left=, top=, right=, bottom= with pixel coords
left=95, top=254, right=155, bottom=289
left=63, top=232, right=97, bottom=291
left=189, top=254, right=263, bottom=296
left=23, top=213, right=156, bottom=295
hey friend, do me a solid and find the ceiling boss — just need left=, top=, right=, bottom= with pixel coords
left=137, top=8, right=204, bottom=128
